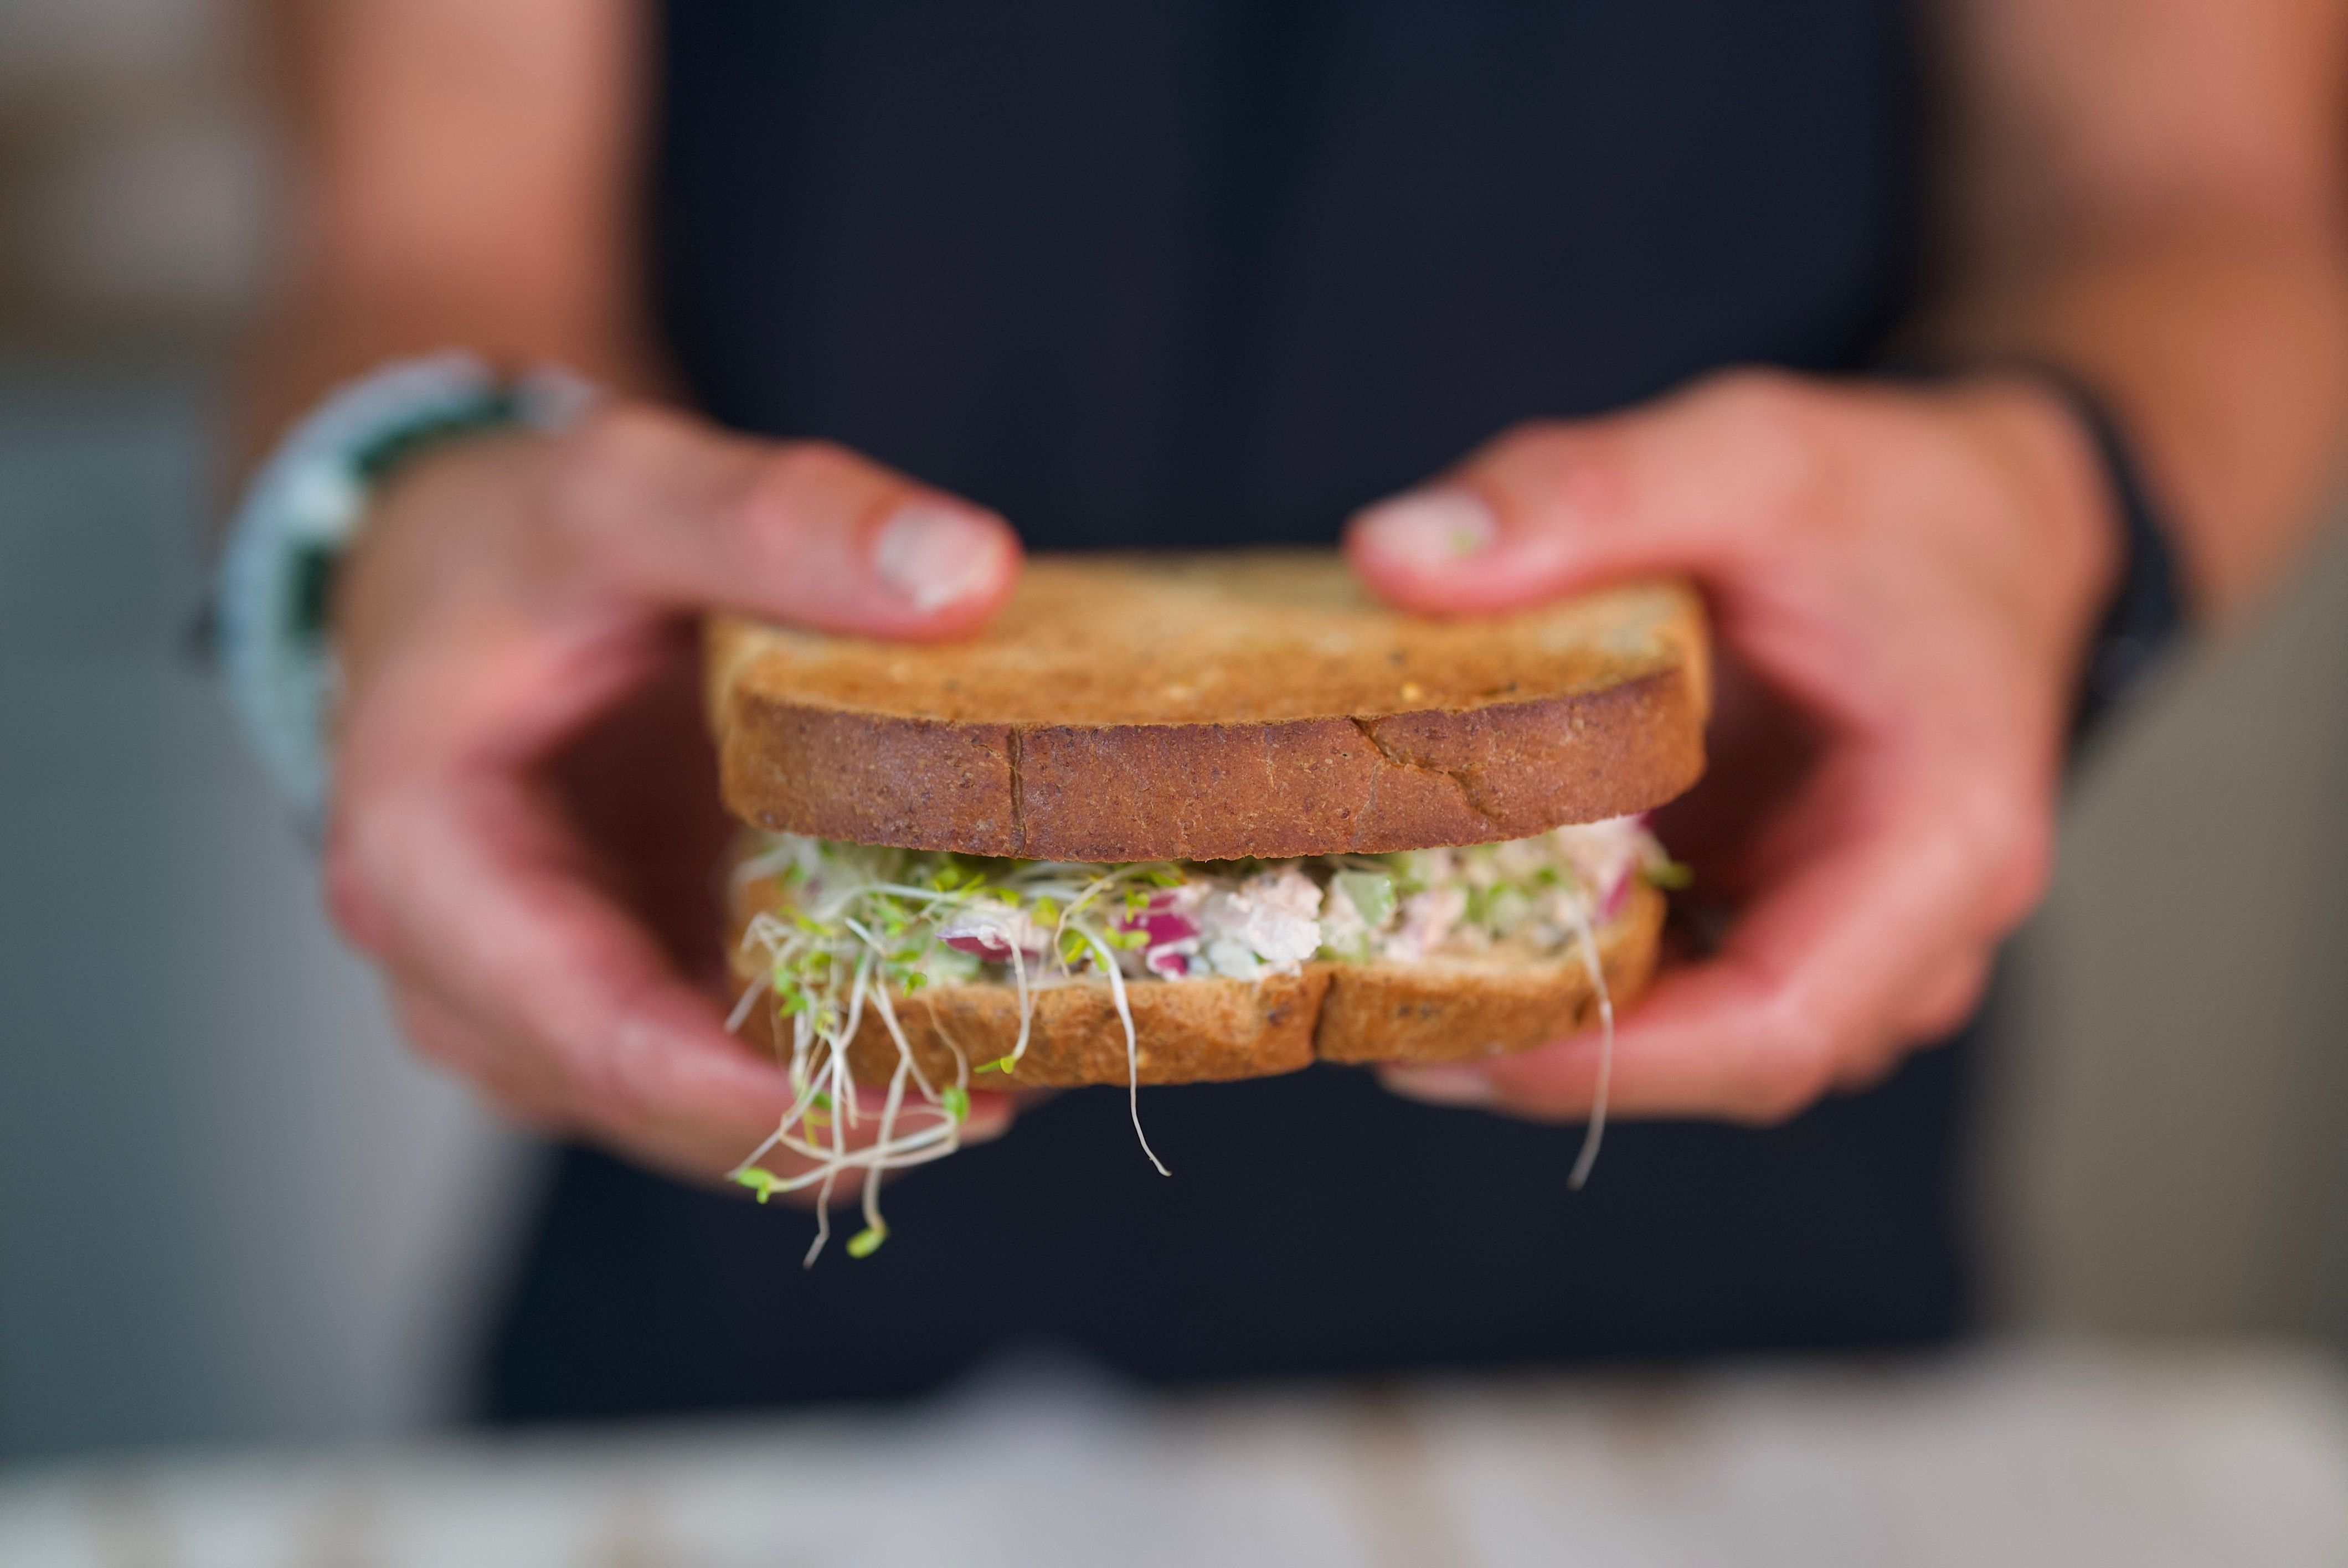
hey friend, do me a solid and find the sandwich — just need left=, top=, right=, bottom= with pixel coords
left=706, top=550, right=1708, bottom=1258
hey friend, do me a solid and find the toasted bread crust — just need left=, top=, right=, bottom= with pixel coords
left=709, top=553, right=1708, bottom=861
left=727, top=880, right=1665, bottom=1087
left=1311, top=881, right=1664, bottom=1066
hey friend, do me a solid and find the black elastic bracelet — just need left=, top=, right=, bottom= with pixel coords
left=2016, top=365, right=2192, bottom=747
left=1881, top=359, right=2191, bottom=751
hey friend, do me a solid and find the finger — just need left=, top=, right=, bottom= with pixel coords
left=1821, top=946, right=1992, bottom=1097
left=1340, top=377, right=1935, bottom=737
left=393, top=983, right=575, bottom=1131
left=348, top=778, right=1023, bottom=1179
left=1386, top=757, right=2000, bottom=1126
left=333, top=768, right=809, bottom=1179
left=400, top=974, right=1020, bottom=1211
left=1895, top=950, right=1994, bottom=1046
left=551, top=406, right=1022, bottom=639
left=399, top=972, right=910, bottom=1152
left=1344, top=373, right=1808, bottom=615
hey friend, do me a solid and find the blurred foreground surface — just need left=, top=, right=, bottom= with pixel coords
left=3, top=1343, right=2344, bottom=1568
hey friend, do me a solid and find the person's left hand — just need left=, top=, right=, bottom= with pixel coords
left=1344, top=369, right=2118, bottom=1126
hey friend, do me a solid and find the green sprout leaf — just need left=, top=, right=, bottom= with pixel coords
left=942, top=1085, right=971, bottom=1122
left=1644, top=859, right=1695, bottom=891
left=733, top=1168, right=780, bottom=1204
left=1333, top=869, right=1396, bottom=927
left=847, top=1224, right=887, bottom=1258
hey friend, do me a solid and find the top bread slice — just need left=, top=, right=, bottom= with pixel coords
left=707, top=550, right=1709, bottom=862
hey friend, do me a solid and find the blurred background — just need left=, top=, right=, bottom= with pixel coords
left=2, top=0, right=2346, bottom=1556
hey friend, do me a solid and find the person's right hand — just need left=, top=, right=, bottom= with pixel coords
left=323, top=401, right=1027, bottom=1185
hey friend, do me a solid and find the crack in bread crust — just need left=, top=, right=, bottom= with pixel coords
left=1348, top=715, right=1500, bottom=829
left=1007, top=726, right=1025, bottom=855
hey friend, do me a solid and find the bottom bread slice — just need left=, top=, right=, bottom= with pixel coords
left=728, top=880, right=1664, bottom=1089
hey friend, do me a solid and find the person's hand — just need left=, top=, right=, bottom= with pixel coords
left=1347, top=369, right=2117, bottom=1124
left=324, top=402, right=1028, bottom=1183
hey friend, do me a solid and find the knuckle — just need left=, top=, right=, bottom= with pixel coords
left=1699, top=364, right=1808, bottom=412
left=1479, top=418, right=1633, bottom=529
left=1941, top=777, right=2056, bottom=930
left=397, top=994, right=585, bottom=1133
left=555, top=406, right=656, bottom=506
left=775, top=435, right=857, bottom=476
left=1914, top=973, right=1989, bottom=1042
left=471, top=1072, right=576, bottom=1135
left=754, top=439, right=859, bottom=512
left=1985, top=833, right=2053, bottom=930
left=1832, top=1034, right=1908, bottom=1094
left=1739, top=992, right=1842, bottom=1125
left=547, top=1002, right=671, bottom=1137
left=1991, top=811, right=2057, bottom=925
left=1691, top=369, right=1837, bottom=524
left=543, top=404, right=696, bottom=553
left=725, top=440, right=863, bottom=553
left=320, top=800, right=397, bottom=955
left=401, top=1019, right=465, bottom=1073
left=1697, top=367, right=1830, bottom=441
left=1486, top=417, right=1569, bottom=460
left=567, top=1063, right=647, bottom=1136
left=567, top=402, right=686, bottom=478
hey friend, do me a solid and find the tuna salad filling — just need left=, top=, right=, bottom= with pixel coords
left=734, top=817, right=1675, bottom=994
left=726, top=819, right=1682, bottom=1261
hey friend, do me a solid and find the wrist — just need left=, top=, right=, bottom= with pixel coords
left=1956, top=370, right=2125, bottom=667
left=211, top=352, right=598, bottom=828
left=329, top=427, right=550, bottom=684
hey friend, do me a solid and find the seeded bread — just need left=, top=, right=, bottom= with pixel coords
left=725, top=869, right=1665, bottom=1088
left=707, top=551, right=1708, bottom=862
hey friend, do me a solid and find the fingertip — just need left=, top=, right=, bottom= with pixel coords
left=1350, top=488, right=1497, bottom=574
left=1343, top=488, right=1501, bottom=612
left=1476, top=1029, right=1619, bottom=1122
left=959, top=1101, right=1017, bottom=1144
left=1376, top=1062, right=1499, bottom=1107
left=870, top=497, right=1022, bottom=637
left=318, top=807, right=394, bottom=956
left=1345, top=485, right=1591, bottom=615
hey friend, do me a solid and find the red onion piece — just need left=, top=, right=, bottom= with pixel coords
left=1600, top=871, right=1631, bottom=921
left=1115, top=895, right=1199, bottom=949
left=943, top=931, right=1014, bottom=960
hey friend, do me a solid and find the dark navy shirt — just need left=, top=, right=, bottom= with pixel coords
left=485, top=0, right=1969, bottom=1420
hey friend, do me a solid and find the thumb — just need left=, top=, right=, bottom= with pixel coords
left=562, top=405, right=1022, bottom=639
left=1343, top=376, right=1795, bottom=615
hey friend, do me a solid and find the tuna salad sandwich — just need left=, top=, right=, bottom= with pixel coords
left=704, top=550, right=1708, bottom=1255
